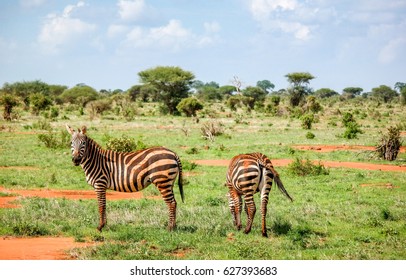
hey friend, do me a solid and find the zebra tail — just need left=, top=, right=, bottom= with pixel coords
left=176, top=155, right=185, bottom=203
left=273, top=173, right=293, bottom=202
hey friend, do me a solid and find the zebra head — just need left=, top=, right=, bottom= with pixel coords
left=66, top=125, right=88, bottom=166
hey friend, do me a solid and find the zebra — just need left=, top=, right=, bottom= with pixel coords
left=66, top=125, right=184, bottom=232
left=225, top=152, right=293, bottom=237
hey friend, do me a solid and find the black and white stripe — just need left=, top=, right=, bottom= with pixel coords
left=225, top=152, right=292, bottom=237
left=67, top=125, right=184, bottom=232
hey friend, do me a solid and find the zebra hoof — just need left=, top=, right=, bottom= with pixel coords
left=262, top=232, right=268, bottom=238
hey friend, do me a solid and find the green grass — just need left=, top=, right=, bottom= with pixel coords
left=0, top=102, right=405, bottom=259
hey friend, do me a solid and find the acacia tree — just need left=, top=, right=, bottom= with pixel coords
left=138, top=66, right=195, bottom=115
left=256, top=80, right=275, bottom=93
left=0, top=93, right=19, bottom=121
left=342, top=87, right=363, bottom=99
left=371, top=85, right=398, bottom=103
left=285, top=72, right=315, bottom=107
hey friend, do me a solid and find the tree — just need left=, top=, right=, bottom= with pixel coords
left=243, top=86, right=267, bottom=103
left=138, top=66, right=195, bottom=115
left=176, top=97, right=203, bottom=117
left=394, top=82, right=406, bottom=92
left=371, top=85, right=398, bottom=103
left=342, top=87, right=363, bottom=99
left=285, top=72, right=315, bottom=107
left=314, top=88, right=338, bottom=98
left=401, top=87, right=406, bottom=106
left=2, top=80, right=51, bottom=106
left=59, top=85, right=99, bottom=107
left=0, top=93, right=19, bottom=121
left=218, top=85, right=235, bottom=98
left=256, top=80, right=275, bottom=93
left=30, top=93, right=52, bottom=115
left=196, top=86, right=221, bottom=101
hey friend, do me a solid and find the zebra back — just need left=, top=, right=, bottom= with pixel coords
left=228, top=152, right=293, bottom=201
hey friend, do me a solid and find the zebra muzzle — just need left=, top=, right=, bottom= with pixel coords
left=72, top=157, right=81, bottom=166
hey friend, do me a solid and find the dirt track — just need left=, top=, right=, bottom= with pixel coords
left=192, top=158, right=406, bottom=172
left=0, top=237, right=93, bottom=260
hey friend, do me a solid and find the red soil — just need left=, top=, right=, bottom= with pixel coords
left=0, top=186, right=160, bottom=209
left=192, top=158, right=406, bottom=172
left=0, top=187, right=160, bottom=260
left=292, top=144, right=406, bottom=153
left=0, top=236, right=93, bottom=260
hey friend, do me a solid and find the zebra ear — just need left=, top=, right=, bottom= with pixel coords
left=66, top=124, right=75, bottom=135
left=81, top=126, right=87, bottom=134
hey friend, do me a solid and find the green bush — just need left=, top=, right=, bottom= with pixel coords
left=287, top=158, right=329, bottom=176
left=301, top=114, right=314, bottom=129
left=176, top=97, right=203, bottom=117
left=343, top=121, right=362, bottom=139
left=106, top=135, right=137, bottom=152
left=306, top=131, right=315, bottom=139
left=342, top=112, right=362, bottom=139
left=38, top=130, right=70, bottom=149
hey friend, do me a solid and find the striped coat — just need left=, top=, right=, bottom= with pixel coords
left=66, top=125, right=184, bottom=232
left=226, top=152, right=292, bottom=237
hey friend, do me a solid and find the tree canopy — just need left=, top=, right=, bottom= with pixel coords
left=138, top=66, right=195, bottom=115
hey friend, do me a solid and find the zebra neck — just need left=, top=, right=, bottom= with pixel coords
left=81, top=137, right=106, bottom=172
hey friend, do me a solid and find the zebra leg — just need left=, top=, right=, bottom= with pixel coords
left=157, top=184, right=177, bottom=231
left=243, top=193, right=256, bottom=234
left=95, top=188, right=107, bottom=232
left=229, top=188, right=242, bottom=230
left=226, top=192, right=237, bottom=227
left=260, top=188, right=270, bottom=238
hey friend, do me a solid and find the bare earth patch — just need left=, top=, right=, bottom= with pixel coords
left=192, top=159, right=406, bottom=172
left=0, top=186, right=161, bottom=259
left=292, top=144, right=405, bottom=153
left=0, top=236, right=93, bottom=260
left=0, top=186, right=161, bottom=209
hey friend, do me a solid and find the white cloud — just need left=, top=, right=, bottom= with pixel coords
left=249, top=0, right=297, bottom=21
left=117, top=0, right=146, bottom=21
left=120, top=19, right=219, bottom=52
left=378, top=37, right=406, bottom=63
left=37, top=2, right=96, bottom=53
left=276, top=20, right=311, bottom=40
left=123, top=20, right=191, bottom=50
left=247, top=0, right=314, bottom=40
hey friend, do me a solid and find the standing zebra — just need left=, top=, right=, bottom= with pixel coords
left=66, top=125, right=184, bottom=232
left=226, top=152, right=293, bottom=237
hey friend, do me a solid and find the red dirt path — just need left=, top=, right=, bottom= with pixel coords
left=0, top=187, right=159, bottom=260
left=292, top=144, right=406, bottom=153
left=192, top=158, right=406, bottom=172
left=0, top=237, right=93, bottom=260
left=0, top=187, right=160, bottom=209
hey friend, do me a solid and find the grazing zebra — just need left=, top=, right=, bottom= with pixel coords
left=225, top=152, right=293, bottom=237
left=66, top=125, right=184, bottom=232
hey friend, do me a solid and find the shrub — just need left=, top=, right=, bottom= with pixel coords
left=176, top=97, right=204, bottom=117
left=201, top=121, right=224, bottom=142
left=106, top=135, right=137, bottom=152
left=38, top=130, right=70, bottom=149
left=301, top=114, right=314, bottom=129
left=0, top=93, right=19, bottom=121
left=306, top=132, right=315, bottom=139
left=342, top=112, right=362, bottom=139
left=287, top=158, right=329, bottom=176
left=375, top=126, right=402, bottom=161
left=343, top=121, right=362, bottom=139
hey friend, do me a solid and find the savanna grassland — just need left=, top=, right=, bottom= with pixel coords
left=0, top=98, right=405, bottom=260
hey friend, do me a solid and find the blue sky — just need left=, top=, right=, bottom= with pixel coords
left=1, top=0, right=405, bottom=92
